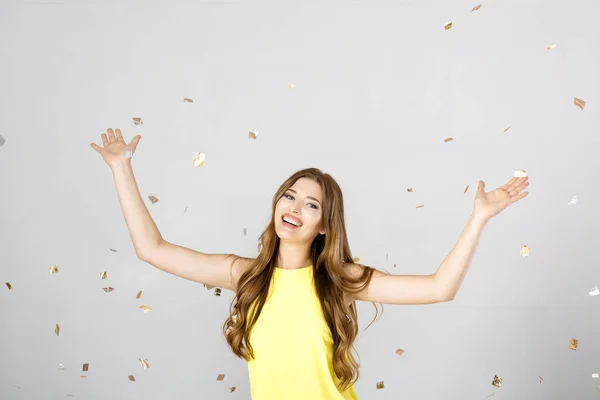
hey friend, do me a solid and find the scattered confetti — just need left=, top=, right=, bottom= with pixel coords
left=395, top=349, right=404, bottom=356
left=184, top=206, right=188, bottom=214
left=50, top=265, right=59, bottom=274
left=376, top=381, right=385, bottom=389
left=464, top=185, right=469, bottom=194
left=520, top=245, right=531, bottom=257
left=136, top=290, right=143, bottom=299
left=249, top=129, right=258, bottom=140
left=82, top=364, right=89, bottom=372
left=243, top=228, right=247, bottom=236
left=81, top=375, right=87, bottom=378
left=139, top=359, right=150, bottom=369
left=0, top=134, right=5, bottom=147
left=416, top=205, right=424, bottom=209
left=102, top=287, right=115, bottom=293
left=58, top=363, right=65, bottom=370
left=444, top=21, right=452, bottom=30
left=140, top=304, right=152, bottom=313
left=193, top=152, right=206, bottom=167
left=546, top=44, right=556, bottom=51
left=214, top=288, right=222, bottom=296
left=230, top=387, right=236, bottom=392
left=148, top=195, right=159, bottom=204
left=589, top=285, right=599, bottom=296
left=109, top=248, right=117, bottom=252
left=514, top=170, right=527, bottom=178
left=5, top=282, right=12, bottom=290
left=471, top=4, right=482, bottom=12
left=444, top=137, right=454, bottom=142
left=407, top=188, right=413, bottom=192
left=568, top=196, right=578, bottom=205
left=492, top=375, right=502, bottom=388
left=504, top=126, right=512, bottom=132
left=100, top=271, right=107, bottom=280
left=569, top=338, right=578, bottom=351
left=204, top=284, right=215, bottom=290
left=183, top=98, right=194, bottom=103
left=128, top=375, right=135, bottom=382
left=132, top=117, right=143, bottom=126
left=55, top=324, right=60, bottom=336
left=394, top=263, right=396, bottom=268
left=574, top=97, right=585, bottom=110
left=539, top=376, right=543, bottom=384
left=593, top=373, right=599, bottom=378
left=217, top=374, right=225, bottom=381
left=287, top=82, right=295, bottom=89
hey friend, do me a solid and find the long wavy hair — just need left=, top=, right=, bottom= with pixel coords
left=222, top=167, right=383, bottom=392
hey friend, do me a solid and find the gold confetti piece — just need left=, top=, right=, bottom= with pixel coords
left=204, top=284, right=215, bottom=290
left=128, top=375, right=135, bottom=382
left=590, top=285, right=599, bottom=296
left=520, top=245, right=531, bottom=257
left=574, top=97, right=585, bottom=110
left=243, top=228, right=247, bottom=236
left=132, top=117, right=143, bottom=125
left=140, top=304, right=152, bottom=313
left=471, top=4, right=482, bottom=12
left=353, top=257, right=360, bottom=263
left=193, top=152, right=206, bottom=167
left=82, top=364, right=88, bottom=372
left=287, top=82, right=294, bottom=89
left=183, top=98, right=194, bottom=103
left=407, top=188, right=413, bottom=192
left=248, top=129, right=258, bottom=140
left=139, top=359, right=150, bottom=369
left=416, top=205, right=424, bottom=209
left=50, top=265, right=59, bottom=274
left=539, top=376, right=543, bottom=384
left=6, top=282, right=12, bottom=290
left=148, top=195, right=159, bottom=204
left=0, top=134, right=6, bottom=147
left=394, top=263, right=396, bottom=268
left=109, top=248, right=117, bottom=252
left=569, top=338, right=578, bottom=350
left=546, top=44, right=556, bottom=51
left=100, top=271, right=107, bottom=280
left=55, top=324, right=60, bottom=336
left=568, top=196, right=578, bottom=205
left=217, top=374, right=225, bottom=381
left=464, top=185, right=469, bottom=194
left=444, top=21, right=452, bottom=30
left=214, top=288, right=222, bottom=296
left=592, top=373, right=599, bottom=378
left=513, top=169, right=527, bottom=178
left=102, top=287, right=114, bottom=292
left=80, top=376, right=87, bottom=378
left=136, top=290, right=143, bottom=299
left=395, top=349, right=404, bottom=356
left=376, top=381, right=385, bottom=389
left=444, top=137, right=454, bottom=142
left=504, top=126, right=512, bottom=132
left=230, top=387, right=236, bottom=392
left=492, top=375, right=502, bottom=388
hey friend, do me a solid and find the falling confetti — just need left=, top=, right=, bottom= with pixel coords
left=492, top=375, right=502, bottom=388
left=109, top=248, right=117, bottom=252
left=407, top=188, right=413, bottom=192
left=514, top=170, right=527, bottom=178
left=376, top=381, right=385, bottom=389
left=55, top=324, right=60, bottom=336
left=128, top=375, right=135, bottom=382
left=204, top=284, right=215, bottom=290
left=81, top=375, right=87, bottom=378
left=395, top=349, right=404, bottom=356
left=148, top=195, right=159, bottom=204
left=5, top=282, right=12, bottom=290
left=546, top=44, right=556, bottom=51
left=140, top=304, right=152, bottom=313
left=416, top=205, right=424, bottom=209
left=214, top=288, right=222, bottom=296
left=58, top=363, right=65, bottom=370
left=0, top=134, right=5, bottom=147
left=183, top=98, right=194, bottom=103
left=139, top=359, right=150, bottom=369
left=589, top=285, right=599, bottom=296
left=49, top=265, right=59, bottom=274
left=568, top=196, right=578, bottom=205
left=102, top=287, right=115, bottom=293
left=574, top=97, right=586, bottom=110
left=217, top=374, right=225, bottom=381
left=569, top=338, right=578, bottom=350
left=243, top=228, right=247, bottom=236
left=394, top=263, right=396, bottom=268
left=520, top=245, right=531, bottom=257
left=444, top=137, right=454, bottom=142
left=504, top=126, right=512, bottom=132
left=539, top=376, right=543, bottom=384
left=82, top=364, right=89, bottom=372
left=464, top=185, right=469, bottom=194
left=132, top=117, right=143, bottom=126
left=593, top=373, right=599, bottom=378
left=287, top=82, right=295, bottom=89
left=257, top=239, right=263, bottom=253
left=193, top=152, right=206, bottom=167
left=184, top=206, right=188, bottom=214
left=248, top=129, right=258, bottom=140
left=471, top=4, right=482, bottom=12
left=230, top=387, right=236, bottom=392
left=100, top=271, right=107, bottom=280
left=444, top=21, right=452, bottom=30
left=136, top=290, right=143, bottom=299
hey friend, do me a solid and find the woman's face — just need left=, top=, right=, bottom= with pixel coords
left=274, top=178, right=326, bottom=242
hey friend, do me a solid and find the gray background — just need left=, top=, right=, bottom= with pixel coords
left=1, top=0, right=599, bottom=399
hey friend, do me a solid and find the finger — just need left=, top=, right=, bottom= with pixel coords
left=115, top=128, right=124, bottom=142
left=101, top=133, right=109, bottom=146
left=90, top=143, right=103, bottom=153
left=513, top=191, right=529, bottom=202
left=500, top=177, right=519, bottom=190
left=107, top=128, right=116, bottom=142
left=127, top=135, right=142, bottom=154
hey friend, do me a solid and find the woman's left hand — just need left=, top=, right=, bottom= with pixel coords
left=474, top=176, right=530, bottom=221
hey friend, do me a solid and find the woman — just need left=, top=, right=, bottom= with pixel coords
left=91, top=128, right=529, bottom=399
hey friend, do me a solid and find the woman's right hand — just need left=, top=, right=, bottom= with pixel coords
left=91, top=128, right=142, bottom=168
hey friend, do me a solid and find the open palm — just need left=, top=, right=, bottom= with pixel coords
left=90, top=128, right=141, bottom=168
left=474, top=176, right=530, bottom=220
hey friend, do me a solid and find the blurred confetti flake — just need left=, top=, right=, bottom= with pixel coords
left=444, top=21, right=452, bottom=30
left=139, top=359, right=150, bottom=369
left=102, top=287, right=115, bottom=292
left=214, top=288, right=222, bottom=296
left=109, top=248, right=117, bottom=252
left=546, top=44, right=556, bottom=51
left=394, top=263, right=396, bottom=268
left=464, top=185, right=469, bottom=194
left=193, top=152, right=206, bottom=167
left=520, top=245, right=531, bottom=257
left=6, top=282, right=12, bottom=289
left=183, top=98, right=194, bottom=103
left=243, top=228, right=247, bottom=236
left=66, top=395, right=73, bottom=397
left=395, top=349, right=404, bottom=356
left=407, top=188, right=413, bottom=192
left=136, top=290, right=143, bottom=299
left=230, top=387, right=236, bottom=392
left=140, top=304, right=152, bottom=313
left=58, top=363, right=66, bottom=370
left=204, top=284, right=215, bottom=290
left=287, top=82, right=295, bottom=89
left=504, top=126, right=512, bottom=132
left=148, top=195, right=159, bottom=204
left=0, top=134, right=5, bottom=147
left=514, top=170, right=527, bottom=178
left=100, top=271, right=107, bottom=280
left=568, top=196, right=578, bottom=205
left=50, top=265, right=59, bottom=274
left=569, top=338, right=578, bottom=351
left=444, top=137, right=454, bottom=142
left=376, top=381, right=385, bottom=389
left=217, top=374, right=225, bottom=381
left=573, top=98, right=585, bottom=110
left=539, top=376, right=543, bottom=384
left=55, top=324, right=60, bottom=336
left=416, top=205, right=424, bottom=209
left=128, top=375, right=135, bottom=382
left=471, top=4, right=482, bottom=12
left=592, top=373, right=599, bottom=378
left=82, top=363, right=89, bottom=372
left=589, top=285, right=599, bottom=296
left=132, top=117, right=143, bottom=125
left=249, top=129, right=258, bottom=140
left=257, top=239, right=263, bottom=253
left=492, top=375, right=502, bottom=388
left=81, top=375, right=87, bottom=378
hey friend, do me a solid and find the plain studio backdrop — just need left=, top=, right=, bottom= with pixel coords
left=1, top=0, right=599, bottom=399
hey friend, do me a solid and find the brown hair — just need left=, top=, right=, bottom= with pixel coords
left=222, top=167, right=383, bottom=392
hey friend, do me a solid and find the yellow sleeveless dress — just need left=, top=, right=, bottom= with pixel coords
left=246, top=265, right=358, bottom=400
